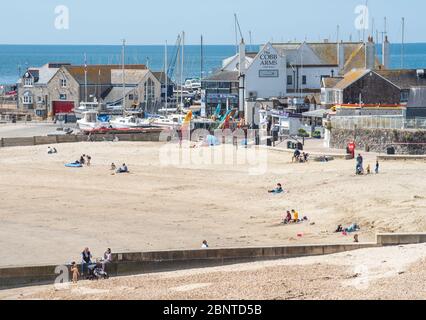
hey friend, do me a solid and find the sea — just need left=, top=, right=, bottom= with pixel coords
left=1, top=43, right=426, bottom=85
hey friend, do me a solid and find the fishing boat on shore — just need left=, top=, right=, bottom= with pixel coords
left=109, top=115, right=155, bottom=129
left=77, top=111, right=110, bottom=132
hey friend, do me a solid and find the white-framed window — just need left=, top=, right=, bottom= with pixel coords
left=59, top=94, right=67, bottom=100
left=60, top=79, right=67, bottom=88
left=23, top=95, right=33, bottom=104
left=24, top=78, right=34, bottom=86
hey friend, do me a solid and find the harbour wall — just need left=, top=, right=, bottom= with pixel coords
left=330, top=128, right=426, bottom=155
left=0, top=132, right=162, bottom=148
left=1, top=233, right=426, bottom=290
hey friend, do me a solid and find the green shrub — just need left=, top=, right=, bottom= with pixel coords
left=298, top=129, right=309, bottom=138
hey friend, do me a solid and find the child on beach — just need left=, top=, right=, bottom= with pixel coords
left=70, top=262, right=80, bottom=284
left=86, top=155, right=91, bottom=166
left=268, top=183, right=284, bottom=194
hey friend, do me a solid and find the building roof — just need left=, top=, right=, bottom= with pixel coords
left=152, top=71, right=173, bottom=85
left=333, top=69, right=371, bottom=90
left=204, top=70, right=239, bottom=82
left=64, top=64, right=146, bottom=85
left=272, top=42, right=379, bottom=72
left=103, top=87, right=135, bottom=105
left=375, top=69, right=426, bottom=89
left=323, top=77, right=343, bottom=88
left=111, top=69, right=150, bottom=85
left=20, top=64, right=60, bottom=85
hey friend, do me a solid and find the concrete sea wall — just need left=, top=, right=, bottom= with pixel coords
left=330, top=128, right=426, bottom=155
left=0, top=132, right=162, bottom=148
left=1, top=233, right=426, bottom=290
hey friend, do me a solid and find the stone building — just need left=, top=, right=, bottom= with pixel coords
left=103, top=69, right=162, bottom=112
left=16, top=63, right=70, bottom=118
left=48, top=64, right=147, bottom=117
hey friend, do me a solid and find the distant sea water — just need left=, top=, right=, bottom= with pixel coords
left=1, top=43, right=426, bottom=85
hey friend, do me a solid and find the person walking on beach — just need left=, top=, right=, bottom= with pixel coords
left=86, top=155, right=92, bottom=166
left=375, top=160, right=380, bottom=174
left=70, top=262, right=80, bottom=284
left=356, top=154, right=364, bottom=175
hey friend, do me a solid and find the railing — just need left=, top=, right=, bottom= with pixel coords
left=330, top=116, right=426, bottom=130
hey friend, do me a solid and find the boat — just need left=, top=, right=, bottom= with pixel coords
left=150, top=114, right=187, bottom=129
left=77, top=111, right=111, bottom=132
left=184, top=78, right=201, bottom=91
left=110, top=116, right=155, bottom=129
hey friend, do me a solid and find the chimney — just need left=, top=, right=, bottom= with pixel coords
left=337, top=41, right=345, bottom=74
left=382, top=36, right=390, bottom=69
left=365, top=36, right=376, bottom=70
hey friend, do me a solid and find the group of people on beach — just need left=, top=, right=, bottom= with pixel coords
left=292, top=149, right=309, bottom=163
left=283, top=210, right=308, bottom=225
left=70, top=154, right=92, bottom=166
left=111, top=163, right=129, bottom=174
left=356, top=154, right=380, bottom=175
left=70, top=247, right=112, bottom=283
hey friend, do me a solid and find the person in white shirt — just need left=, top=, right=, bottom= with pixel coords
left=201, top=240, right=209, bottom=249
left=102, top=248, right=112, bottom=271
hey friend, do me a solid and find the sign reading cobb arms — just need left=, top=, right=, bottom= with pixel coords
left=260, top=51, right=278, bottom=68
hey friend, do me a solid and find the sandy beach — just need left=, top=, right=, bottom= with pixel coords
left=0, top=141, right=426, bottom=268
left=1, top=244, right=426, bottom=300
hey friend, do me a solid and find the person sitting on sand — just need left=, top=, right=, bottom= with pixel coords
left=335, top=225, right=343, bottom=233
left=268, top=183, right=284, bottom=194
left=81, top=247, right=92, bottom=276
left=202, top=240, right=209, bottom=248
left=111, top=163, right=117, bottom=171
left=292, top=149, right=301, bottom=163
left=70, top=262, right=80, bottom=284
left=292, top=209, right=299, bottom=223
left=116, top=163, right=129, bottom=174
left=284, top=211, right=292, bottom=224
left=80, top=155, right=86, bottom=165
left=48, top=147, right=53, bottom=154
left=101, top=248, right=112, bottom=271
left=303, top=152, right=309, bottom=162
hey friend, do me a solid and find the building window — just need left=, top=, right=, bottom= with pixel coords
left=24, top=78, right=34, bottom=86
left=287, top=75, right=293, bottom=85
left=60, top=79, right=67, bottom=88
left=401, top=90, right=410, bottom=102
left=144, top=78, right=155, bottom=103
left=23, top=95, right=33, bottom=104
left=302, top=75, right=307, bottom=85
left=59, top=94, right=67, bottom=100
left=128, top=94, right=134, bottom=101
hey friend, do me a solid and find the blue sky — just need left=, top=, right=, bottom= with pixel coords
left=1, top=0, right=425, bottom=45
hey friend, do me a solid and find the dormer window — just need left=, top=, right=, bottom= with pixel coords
left=24, top=78, right=34, bottom=86
left=60, top=79, right=67, bottom=88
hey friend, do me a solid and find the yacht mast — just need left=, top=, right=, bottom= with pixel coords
left=84, top=53, right=88, bottom=103
left=181, top=31, right=185, bottom=110
left=122, top=39, right=126, bottom=111
left=165, top=40, right=168, bottom=113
